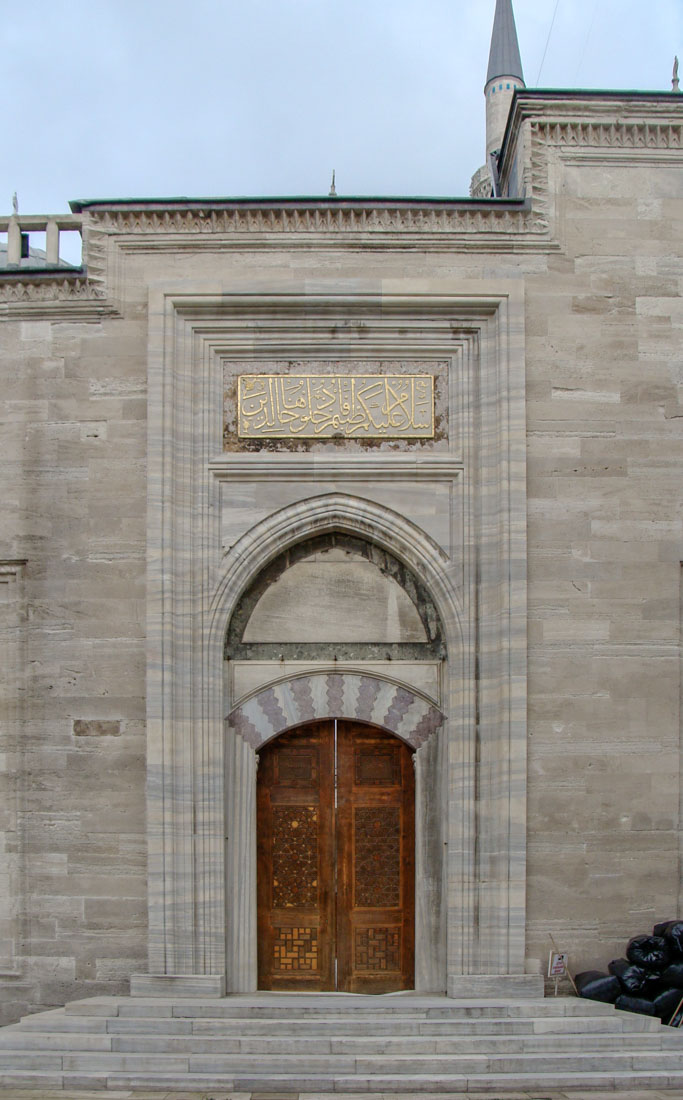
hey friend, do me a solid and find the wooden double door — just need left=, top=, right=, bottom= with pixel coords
left=257, top=720, right=415, bottom=992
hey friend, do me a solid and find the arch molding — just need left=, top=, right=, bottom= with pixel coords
left=228, top=672, right=444, bottom=751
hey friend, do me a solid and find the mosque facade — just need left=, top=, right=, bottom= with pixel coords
left=0, top=0, right=682, bottom=1024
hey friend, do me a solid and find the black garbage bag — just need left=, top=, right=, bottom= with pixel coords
left=626, top=935, right=671, bottom=971
left=654, top=987, right=683, bottom=1024
left=654, top=919, right=675, bottom=937
left=615, top=993, right=658, bottom=1016
left=662, top=963, right=683, bottom=989
left=609, top=957, right=661, bottom=995
left=656, top=921, right=683, bottom=958
left=575, top=970, right=621, bottom=1004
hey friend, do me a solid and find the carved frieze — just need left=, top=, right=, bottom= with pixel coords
left=85, top=203, right=543, bottom=239
left=535, top=118, right=683, bottom=150
left=0, top=276, right=106, bottom=306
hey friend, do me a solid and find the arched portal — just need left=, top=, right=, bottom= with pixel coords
left=223, top=517, right=446, bottom=998
left=257, top=720, right=415, bottom=993
left=144, top=291, right=530, bottom=1004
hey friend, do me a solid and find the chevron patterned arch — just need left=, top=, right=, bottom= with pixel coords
left=227, top=671, right=444, bottom=751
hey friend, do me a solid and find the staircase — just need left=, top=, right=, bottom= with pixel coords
left=1, top=993, right=683, bottom=1093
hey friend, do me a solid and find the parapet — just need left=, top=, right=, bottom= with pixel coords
left=0, top=213, right=82, bottom=269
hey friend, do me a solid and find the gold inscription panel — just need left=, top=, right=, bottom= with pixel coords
left=238, top=374, right=434, bottom=439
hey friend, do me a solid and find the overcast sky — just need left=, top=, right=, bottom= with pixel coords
left=3, top=0, right=682, bottom=216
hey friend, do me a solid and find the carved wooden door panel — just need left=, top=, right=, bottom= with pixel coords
left=336, top=721, right=415, bottom=993
left=257, top=720, right=414, bottom=992
left=257, top=722, right=334, bottom=991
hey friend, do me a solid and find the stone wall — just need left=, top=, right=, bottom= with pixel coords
left=0, top=314, right=148, bottom=1022
left=0, top=91, right=681, bottom=1018
left=523, top=143, right=683, bottom=980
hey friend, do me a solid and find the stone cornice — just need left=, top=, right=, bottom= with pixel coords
left=209, top=454, right=463, bottom=481
left=80, top=199, right=548, bottom=246
left=500, top=92, right=683, bottom=186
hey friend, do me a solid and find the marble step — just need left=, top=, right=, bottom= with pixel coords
left=0, top=1051, right=192, bottom=1073
left=206, top=1069, right=683, bottom=1092
left=190, top=1051, right=683, bottom=1074
left=3, top=995, right=682, bottom=1095
left=0, top=1030, right=114, bottom=1051
left=13, top=1009, right=661, bottom=1038
left=101, top=1030, right=683, bottom=1054
left=5, top=1049, right=683, bottom=1075
left=12, top=1069, right=683, bottom=1093
left=0, top=1027, right=678, bottom=1054
left=10, top=1014, right=109, bottom=1033
left=63, top=995, right=621, bottom=1019
left=163, top=1011, right=660, bottom=1034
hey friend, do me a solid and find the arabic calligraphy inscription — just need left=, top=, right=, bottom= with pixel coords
left=238, top=375, right=434, bottom=439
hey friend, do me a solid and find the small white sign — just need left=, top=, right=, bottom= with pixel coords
left=548, top=952, right=569, bottom=978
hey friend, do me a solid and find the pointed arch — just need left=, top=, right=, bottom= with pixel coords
left=209, top=492, right=464, bottom=661
left=215, top=493, right=460, bottom=993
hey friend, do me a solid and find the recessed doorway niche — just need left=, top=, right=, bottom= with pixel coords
left=142, top=288, right=530, bottom=1002
left=224, top=531, right=447, bottom=993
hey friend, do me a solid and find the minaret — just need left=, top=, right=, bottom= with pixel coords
left=485, top=0, right=525, bottom=160
left=470, top=0, right=525, bottom=198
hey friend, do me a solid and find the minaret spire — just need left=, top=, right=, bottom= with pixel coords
left=487, top=0, right=524, bottom=87
left=484, top=0, right=526, bottom=161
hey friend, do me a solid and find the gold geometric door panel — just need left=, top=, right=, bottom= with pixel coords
left=257, top=723, right=334, bottom=990
left=257, top=720, right=415, bottom=992
left=336, top=722, right=415, bottom=993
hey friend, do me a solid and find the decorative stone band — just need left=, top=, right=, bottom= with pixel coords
left=227, top=671, right=444, bottom=751
left=84, top=203, right=538, bottom=238
left=0, top=277, right=108, bottom=310
left=532, top=118, right=683, bottom=150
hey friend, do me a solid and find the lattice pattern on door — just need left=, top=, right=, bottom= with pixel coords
left=272, top=806, right=319, bottom=908
left=354, top=927, right=401, bottom=971
left=273, top=927, right=318, bottom=971
left=354, top=806, right=401, bottom=908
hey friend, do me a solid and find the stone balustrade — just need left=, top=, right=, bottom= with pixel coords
left=0, top=213, right=82, bottom=266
